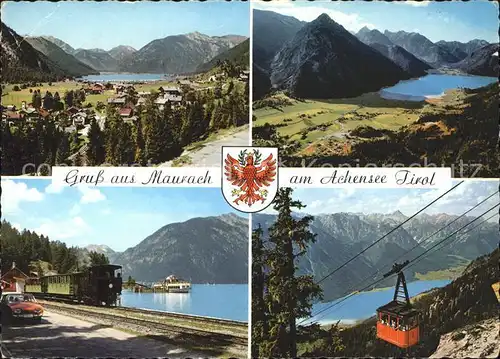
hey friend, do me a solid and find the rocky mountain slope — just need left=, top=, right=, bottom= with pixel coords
left=1, top=22, right=67, bottom=82
left=356, top=26, right=393, bottom=46
left=384, top=30, right=460, bottom=66
left=436, top=39, right=490, bottom=61
left=25, top=36, right=98, bottom=76
left=73, top=48, right=120, bottom=72
left=253, top=9, right=305, bottom=72
left=112, top=213, right=248, bottom=284
left=252, top=9, right=304, bottom=99
left=42, top=35, right=76, bottom=54
left=253, top=66, right=272, bottom=100
left=429, top=318, right=499, bottom=358
left=370, top=43, right=432, bottom=77
left=108, top=45, right=137, bottom=62
left=10, top=29, right=246, bottom=76
left=356, top=27, right=432, bottom=77
left=254, top=211, right=498, bottom=301
left=196, top=38, right=249, bottom=72
left=269, top=14, right=410, bottom=99
left=120, top=32, right=246, bottom=74
left=84, top=244, right=118, bottom=261
left=453, top=43, right=499, bottom=77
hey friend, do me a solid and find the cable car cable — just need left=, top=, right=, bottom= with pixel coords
left=304, top=183, right=475, bottom=324
left=319, top=190, right=500, bottom=314
left=332, top=190, right=498, bottom=300
left=315, top=181, right=464, bottom=286
left=305, top=203, right=498, bottom=324
left=302, top=209, right=496, bottom=325
left=405, top=210, right=499, bottom=272
left=299, top=202, right=498, bottom=325
left=300, top=189, right=495, bottom=324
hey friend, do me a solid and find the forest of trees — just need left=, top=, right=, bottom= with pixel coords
left=251, top=188, right=344, bottom=357
left=2, top=65, right=65, bottom=83
left=1, top=78, right=249, bottom=175
left=1, top=220, right=109, bottom=276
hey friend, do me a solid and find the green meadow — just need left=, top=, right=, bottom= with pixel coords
left=253, top=92, right=424, bottom=150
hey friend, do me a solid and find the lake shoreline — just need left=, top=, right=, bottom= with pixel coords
left=121, top=283, right=248, bottom=322
left=305, top=279, right=451, bottom=326
left=79, top=72, right=175, bottom=83
left=379, top=73, right=497, bottom=101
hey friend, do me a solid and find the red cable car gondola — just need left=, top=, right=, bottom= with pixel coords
left=376, top=261, right=420, bottom=348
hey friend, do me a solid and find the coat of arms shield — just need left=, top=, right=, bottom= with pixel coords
left=221, top=146, right=279, bottom=213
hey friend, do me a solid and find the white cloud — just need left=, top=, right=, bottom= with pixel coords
left=45, top=182, right=65, bottom=194
left=254, top=0, right=293, bottom=7
left=254, top=3, right=376, bottom=33
left=35, top=216, right=90, bottom=241
left=70, top=204, right=81, bottom=216
left=1, top=180, right=44, bottom=214
left=78, top=186, right=106, bottom=204
left=263, top=181, right=499, bottom=218
left=395, top=1, right=430, bottom=7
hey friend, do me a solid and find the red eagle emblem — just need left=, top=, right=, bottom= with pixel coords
left=224, top=149, right=277, bottom=206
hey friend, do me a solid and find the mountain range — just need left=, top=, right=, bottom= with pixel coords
left=452, top=43, right=499, bottom=77
left=383, top=30, right=461, bottom=66
left=119, top=32, right=246, bottom=74
left=253, top=9, right=306, bottom=72
left=253, top=211, right=499, bottom=301
left=86, top=214, right=248, bottom=284
left=25, top=36, right=98, bottom=76
left=1, top=22, right=68, bottom=82
left=196, top=38, right=249, bottom=73
left=72, top=48, right=121, bottom=72
left=356, top=27, right=432, bottom=77
left=253, top=10, right=495, bottom=99
left=270, top=14, right=410, bottom=99
left=436, top=39, right=490, bottom=61
left=1, top=21, right=248, bottom=81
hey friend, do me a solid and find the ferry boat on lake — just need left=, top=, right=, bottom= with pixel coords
left=153, top=275, right=191, bottom=293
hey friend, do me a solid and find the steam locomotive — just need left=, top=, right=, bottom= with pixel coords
left=25, top=264, right=122, bottom=306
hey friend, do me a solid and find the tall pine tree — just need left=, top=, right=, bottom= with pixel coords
left=252, top=224, right=268, bottom=358
left=260, top=188, right=322, bottom=357
left=86, top=118, right=105, bottom=165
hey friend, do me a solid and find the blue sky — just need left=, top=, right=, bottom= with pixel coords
left=263, top=180, right=500, bottom=221
left=254, top=0, right=499, bottom=43
left=1, top=179, right=247, bottom=252
left=1, top=0, right=250, bottom=50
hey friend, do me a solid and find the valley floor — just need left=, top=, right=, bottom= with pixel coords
left=253, top=89, right=464, bottom=157
left=253, top=92, right=424, bottom=154
left=2, top=80, right=179, bottom=109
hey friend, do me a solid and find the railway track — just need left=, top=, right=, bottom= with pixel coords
left=41, top=302, right=247, bottom=347
left=36, top=296, right=246, bottom=328
left=112, top=305, right=247, bottom=327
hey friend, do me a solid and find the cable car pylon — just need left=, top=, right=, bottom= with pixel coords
left=376, top=261, right=420, bottom=350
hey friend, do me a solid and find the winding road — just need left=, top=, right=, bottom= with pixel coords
left=161, top=126, right=249, bottom=167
